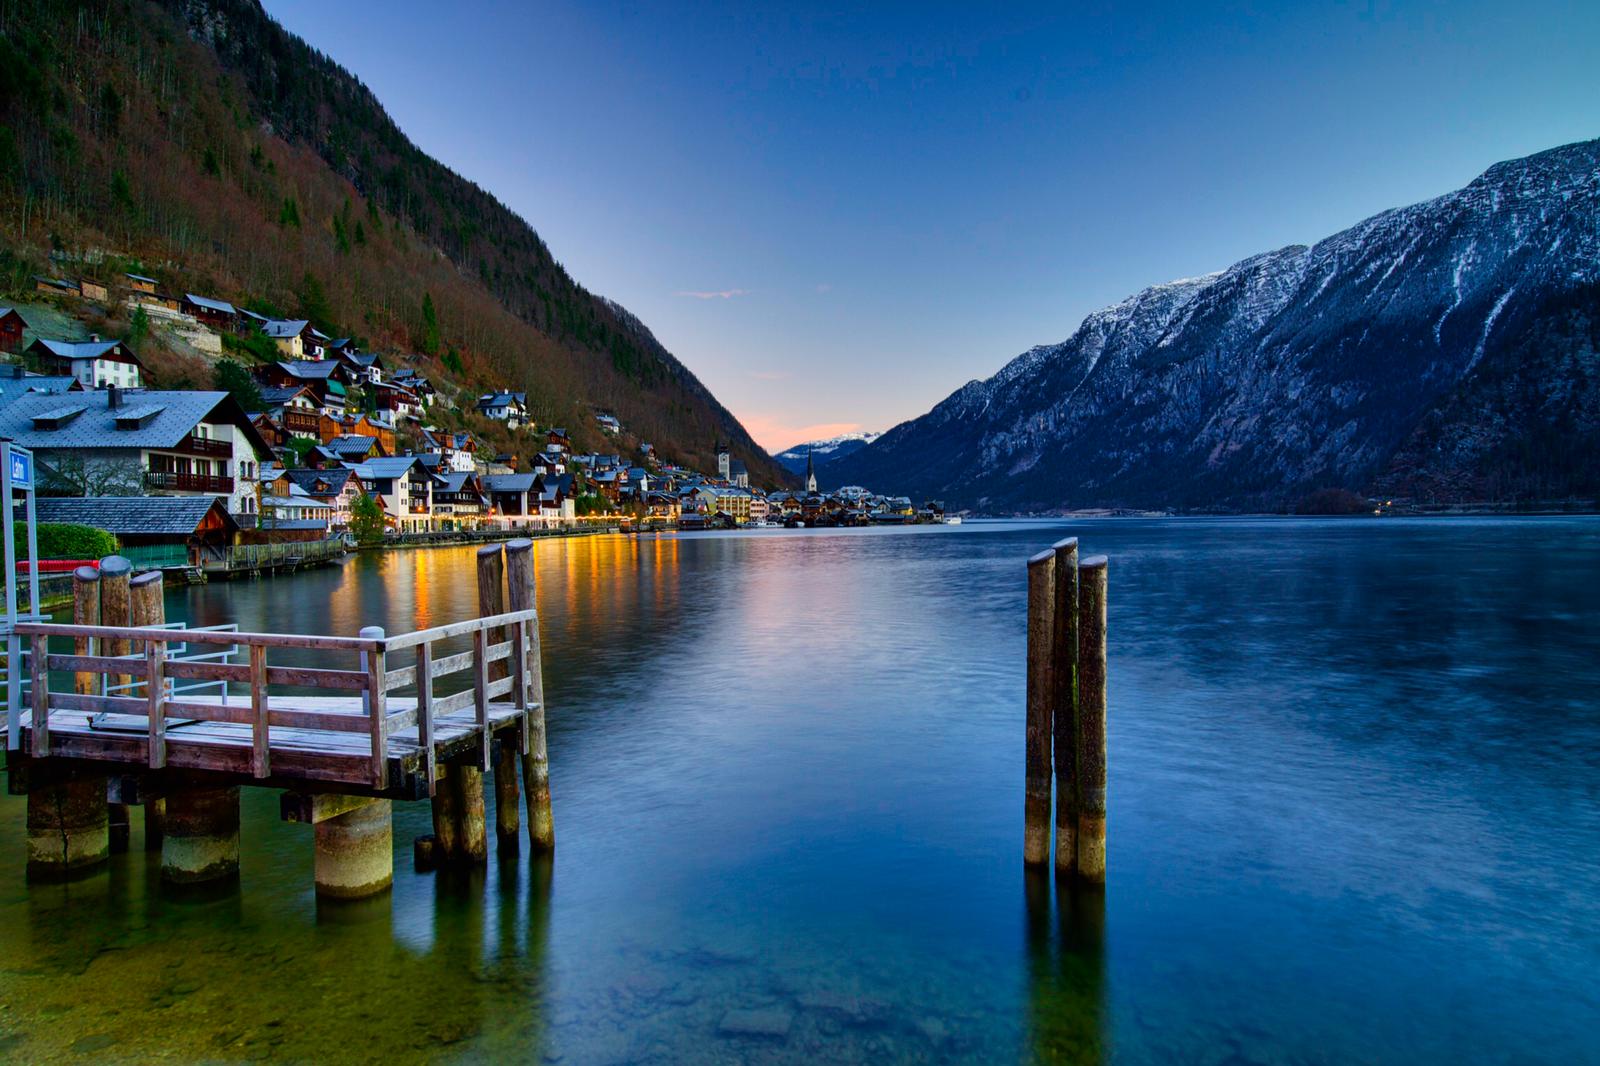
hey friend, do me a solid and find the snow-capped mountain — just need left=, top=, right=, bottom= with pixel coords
left=828, top=138, right=1600, bottom=511
left=774, top=431, right=882, bottom=476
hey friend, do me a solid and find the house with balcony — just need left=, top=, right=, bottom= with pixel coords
left=431, top=471, right=488, bottom=530
left=391, top=369, right=435, bottom=405
left=0, top=388, right=271, bottom=517
left=344, top=455, right=434, bottom=533
left=256, top=385, right=323, bottom=440
left=28, top=336, right=144, bottom=389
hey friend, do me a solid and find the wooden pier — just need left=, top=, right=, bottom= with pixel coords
left=4, top=540, right=553, bottom=896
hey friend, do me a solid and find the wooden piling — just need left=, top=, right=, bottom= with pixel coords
left=1075, top=556, right=1109, bottom=885
left=477, top=545, right=521, bottom=853
left=129, top=569, right=166, bottom=852
left=1051, top=538, right=1079, bottom=876
left=452, top=761, right=489, bottom=864
left=69, top=567, right=123, bottom=853
left=25, top=776, right=109, bottom=880
left=1024, top=549, right=1056, bottom=867
left=430, top=762, right=461, bottom=861
left=506, top=538, right=554, bottom=851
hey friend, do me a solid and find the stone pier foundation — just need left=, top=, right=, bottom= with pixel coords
left=26, top=777, right=109, bottom=880
left=314, top=799, right=393, bottom=899
left=161, top=786, right=241, bottom=884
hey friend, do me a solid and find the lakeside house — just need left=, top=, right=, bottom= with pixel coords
left=37, top=495, right=239, bottom=566
left=0, top=387, right=271, bottom=517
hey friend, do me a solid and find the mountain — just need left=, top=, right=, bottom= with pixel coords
left=830, top=139, right=1600, bottom=512
left=773, top=431, right=882, bottom=476
left=0, top=0, right=787, bottom=486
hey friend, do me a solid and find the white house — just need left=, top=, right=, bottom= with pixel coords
left=28, top=337, right=144, bottom=389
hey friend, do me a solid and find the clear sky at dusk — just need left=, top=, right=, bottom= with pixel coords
left=264, top=1, right=1598, bottom=452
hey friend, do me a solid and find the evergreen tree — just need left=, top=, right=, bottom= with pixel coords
left=212, top=357, right=262, bottom=410
left=420, top=292, right=441, bottom=355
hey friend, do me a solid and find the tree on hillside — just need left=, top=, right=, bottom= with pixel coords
left=298, top=271, right=333, bottom=333
left=213, top=357, right=262, bottom=410
left=419, top=293, right=441, bottom=356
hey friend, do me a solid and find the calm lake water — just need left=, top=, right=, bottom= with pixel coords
left=1, top=518, right=1598, bottom=1063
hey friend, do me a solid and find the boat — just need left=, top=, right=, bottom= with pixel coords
left=943, top=516, right=963, bottom=525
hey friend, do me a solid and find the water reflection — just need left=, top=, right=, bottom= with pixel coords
left=1025, top=867, right=1107, bottom=1065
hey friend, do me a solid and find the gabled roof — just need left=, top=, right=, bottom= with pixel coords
left=125, top=273, right=158, bottom=285
left=184, top=294, right=236, bottom=314
left=258, top=385, right=319, bottom=407
left=285, top=467, right=359, bottom=494
left=263, top=319, right=311, bottom=339
left=30, top=338, right=136, bottom=363
left=434, top=471, right=480, bottom=493
left=345, top=456, right=428, bottom=480
left=275, top=360, right=339, bottom=380
left=483, top=473, right=537, bottom=493
left=0, top=306, right=27, bottom=324
left=37, top=495, right=237, bottom=536
left=323, top=435, right=382, bottom=457
left=0, top=389, right=271, bottom=453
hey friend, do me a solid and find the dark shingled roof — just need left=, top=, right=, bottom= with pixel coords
left=37, top=495, right=236, bottom=536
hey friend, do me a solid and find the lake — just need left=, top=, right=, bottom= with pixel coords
left=1, top=518, right=1597, bottom=1063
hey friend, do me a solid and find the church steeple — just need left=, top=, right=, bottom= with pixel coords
left=804, top=446, right=818, bottom=494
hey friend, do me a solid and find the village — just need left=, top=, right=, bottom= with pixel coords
left=1, top=270, right=950, bottom=571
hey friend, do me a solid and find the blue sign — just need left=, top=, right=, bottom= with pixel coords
left=8, top=450, right=32, bottom=491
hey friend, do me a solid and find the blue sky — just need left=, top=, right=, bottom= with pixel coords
left=265, top=1, right=1598, bottom=451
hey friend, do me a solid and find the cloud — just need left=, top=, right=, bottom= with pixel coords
left=676, top=288, right=747, bottom=300
left=735, top=413, right=864, bottom=454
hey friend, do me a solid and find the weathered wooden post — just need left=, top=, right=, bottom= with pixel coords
left=1051, top=538, right=1079, bottom=876
left=476, top=544, right=521, bottom=853
left=430, top=762, right=461, bottom=862
left=1024, top=549, right=1056, bottom=866
left=452, top=760, right=489, bottom=864
left=98, top=556, right=134, bottom=850
left=506, top=538, right=553, bottom=851
left=129, top=570, right=165, bottom=851
left=1075, top=556, right=1109, bottom=885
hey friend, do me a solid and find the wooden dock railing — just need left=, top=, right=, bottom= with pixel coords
left=13, top=607, right=540, bottom=792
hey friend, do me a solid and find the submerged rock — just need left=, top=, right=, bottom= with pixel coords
left=717, top=1007, right=793, bottom=1039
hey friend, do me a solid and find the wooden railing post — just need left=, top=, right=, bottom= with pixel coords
left=471, top=627, right=491, bottom=770
left=1024, top=548, right=1056, bottom=867
left=129, top=569, right=165, bottom=849
left=477, top=544, right=519, bottom=852
left=360, top=626, right=387, bottom=789
left=30, top=632, right=49, bottom=757
left=146, top=637, right=166, bottom=769
left=415, top=640, right=436, bottom=796
left=249, top=644, right=269, bottom=778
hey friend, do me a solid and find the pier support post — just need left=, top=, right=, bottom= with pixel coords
left=1051, top=538, right=1079, bottom=876
left=506, top=539, right=554, bottom=851
left=99, top=557, right=135, bottom=851
left=476, top=545, right=521, bottom=853
left=430, top=762, right=461, bottom=862
left=129, top=570, right=166, bottom=852
left=452, top=761, right=489, bottom=864
left=162, top=785, right=240, bottom=885
left=69, top=565, right=123, bottom=856
left=1024, top=549, right=1056, bottom=866
left=26, top=776, right=109, bottom=880
left=314, top=799, right=393, bottom=899
left=1075, top=556, right=1109, bottom=885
